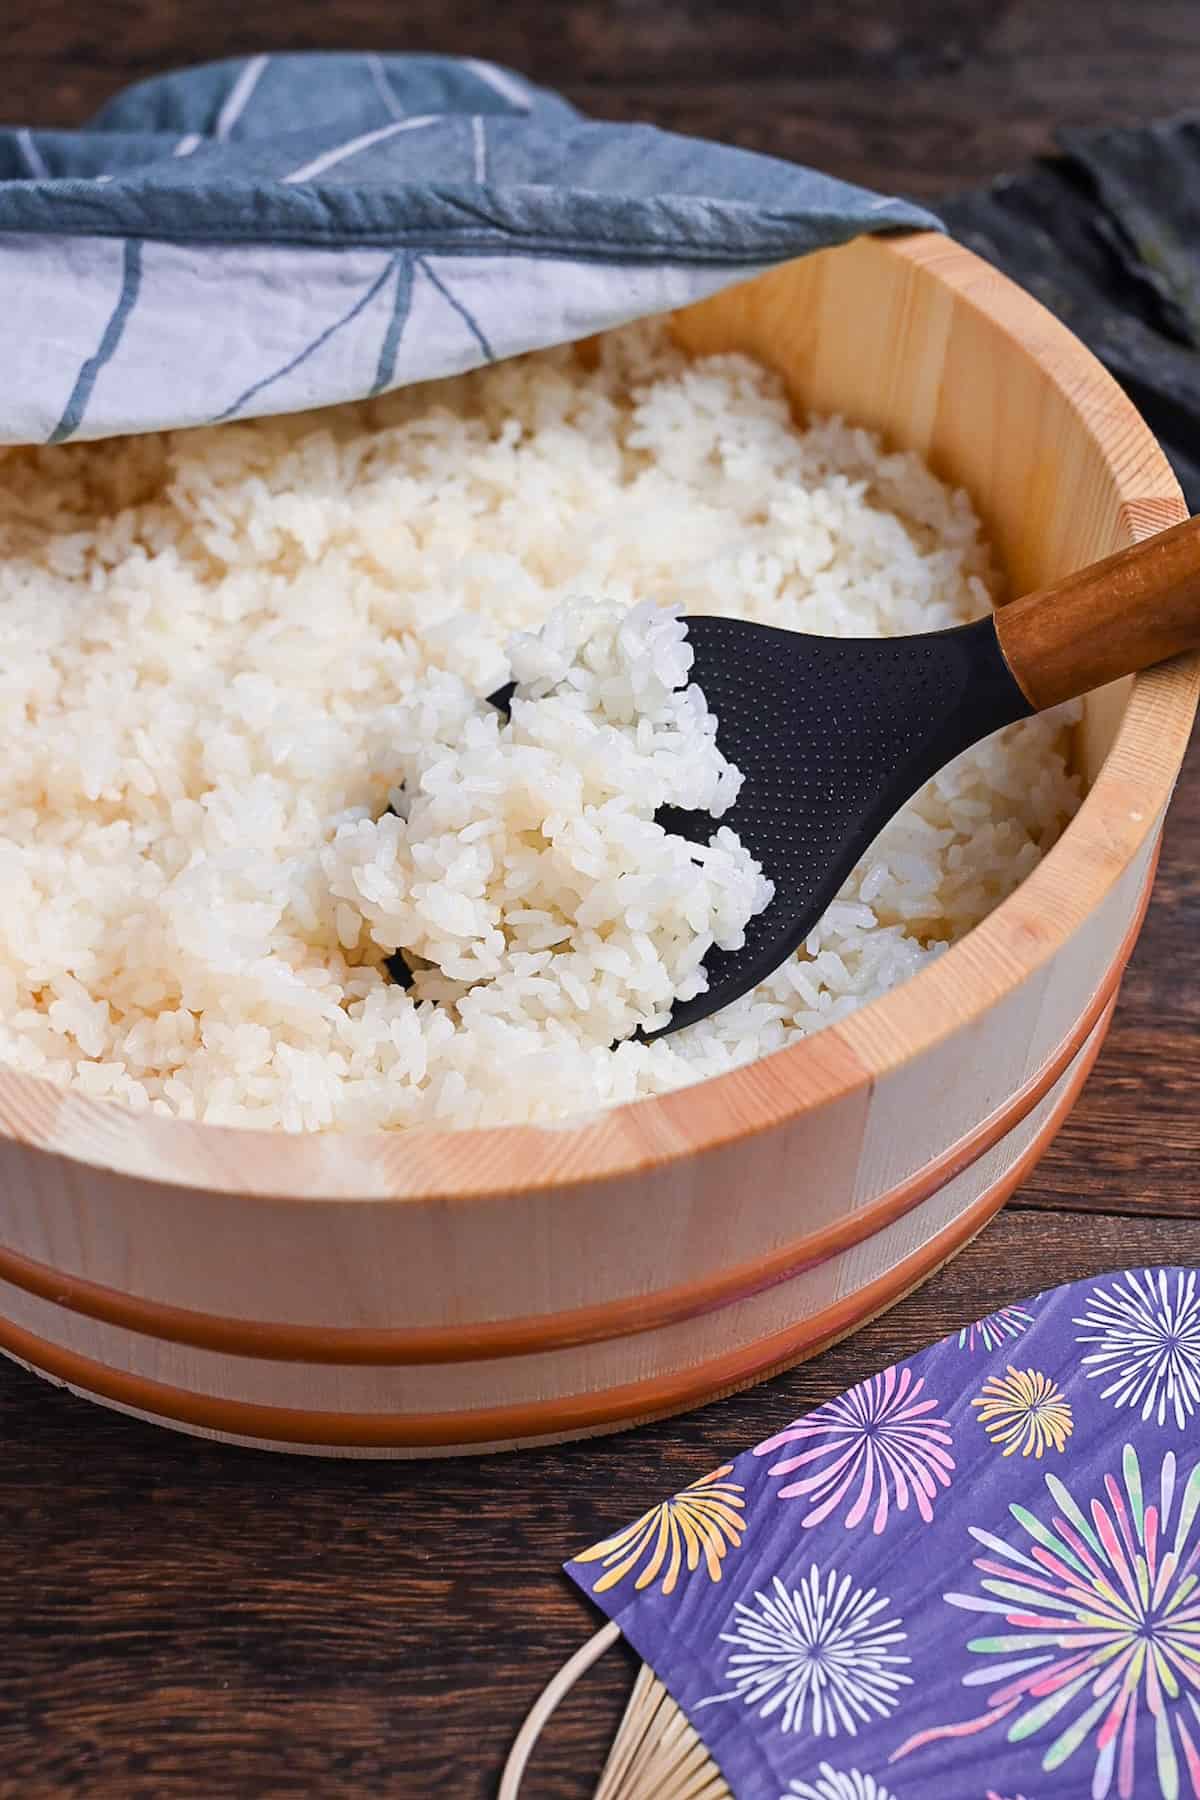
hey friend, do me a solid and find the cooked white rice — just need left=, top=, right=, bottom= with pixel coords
left=326, top=598, right=773, bottom=1049
left=0, top=323, right=1080, bottom=1132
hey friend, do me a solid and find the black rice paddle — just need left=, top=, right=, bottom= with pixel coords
left=594, top=513, right=1200, bottom=1036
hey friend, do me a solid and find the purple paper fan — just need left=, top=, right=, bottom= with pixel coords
left=562, top=1266, right=1200, bottom=1800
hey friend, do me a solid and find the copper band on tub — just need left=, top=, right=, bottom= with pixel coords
left=0, top=999, right=1113, bottom=1450
left=0, top=849, right=1155, bottom=1367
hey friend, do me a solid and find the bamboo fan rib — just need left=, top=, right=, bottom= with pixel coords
left=595, top=1662, right=730, bottom=1800
left=500, top=1630, right=730, bottom=1800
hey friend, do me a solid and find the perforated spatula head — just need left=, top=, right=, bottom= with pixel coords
left=651, top=613, right=1032, bottom=1034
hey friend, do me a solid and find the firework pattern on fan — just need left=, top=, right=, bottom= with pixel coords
left=972, top=1367, right=1073, bottom=1458
left=573, top=1465, right=746, bottom=1596
left=891, top=1443, right=1200, bottom=1799
left=783, top=1765, right=897, bottom=1800
left=1074, top=1266, right=1200, bottom=1430
left=565, top=1268, right=1197, bottom=1800
left=696, top=1568, right=911, bottom=1736
left=958, top=1304, right=1036, bottom=1353
left=753, top=1364, right=955, bottom=1531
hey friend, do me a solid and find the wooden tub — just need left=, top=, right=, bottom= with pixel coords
left=0, top=231, right=1194, bottom=1455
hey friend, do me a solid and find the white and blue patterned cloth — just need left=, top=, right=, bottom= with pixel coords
left=1, top=53, right=939, bottom=444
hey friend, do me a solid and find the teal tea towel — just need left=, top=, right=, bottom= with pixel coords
left=0, top=52, right=938, bottom=444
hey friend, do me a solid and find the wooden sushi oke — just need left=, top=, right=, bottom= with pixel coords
left=0, top=232, right=1193, bottom=1456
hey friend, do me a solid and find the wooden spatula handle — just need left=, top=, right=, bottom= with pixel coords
left=993, top=514, right=1200, bottom=710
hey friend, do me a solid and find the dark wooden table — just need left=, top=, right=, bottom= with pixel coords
left=4, top=5, right=1199, bottom=1794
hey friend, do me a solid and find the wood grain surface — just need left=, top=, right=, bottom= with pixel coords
left=3, top=5, right=1199, bottom=1795
left=994, top=515, right=1200, bottom=709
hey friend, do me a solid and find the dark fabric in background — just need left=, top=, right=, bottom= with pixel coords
left=945, top=118, right=1200, bottom=507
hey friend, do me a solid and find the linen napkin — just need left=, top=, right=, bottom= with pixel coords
left=0, top=52, right=935, bottom=444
